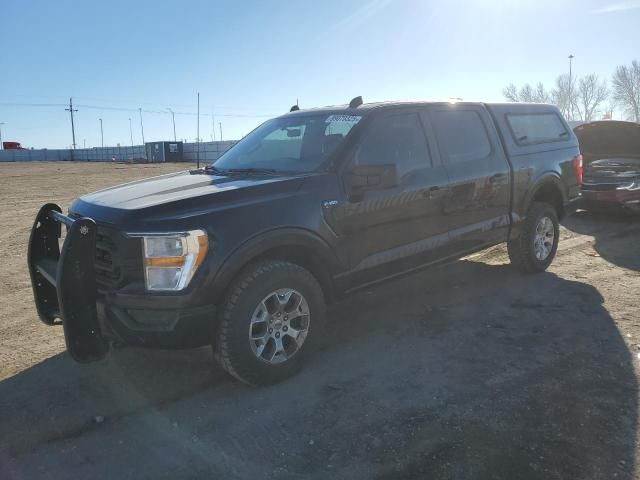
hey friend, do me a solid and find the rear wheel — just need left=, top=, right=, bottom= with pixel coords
left=508, top=202, right=559, bottom=273
left=215, top=260, right=325, bottom=386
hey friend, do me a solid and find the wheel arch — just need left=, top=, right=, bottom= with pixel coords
left=524, top=173, right=568, bottom=220
left=210, top=228, right=341, bottom=304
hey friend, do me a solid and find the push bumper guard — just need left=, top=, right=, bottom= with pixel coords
left=27, top=203, right=108, bottom=363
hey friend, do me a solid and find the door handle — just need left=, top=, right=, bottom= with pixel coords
left=422, top=185, right=442, bottom=198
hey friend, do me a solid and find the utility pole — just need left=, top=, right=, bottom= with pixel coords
left=138, top=107, right=145, bottom=145
left=99, top=118, right=104, bottom=149
left=219, top=122, right=222, bottom=142
left=65, top=97, right=78, bottom=150
left=167, top=108, right=177, bottom=141
left=128, top=118, right=134, bottom=146
left=0, top=122, right=4, bottom=150
left=211, top=107, right=215, bottom=141
left=568, top=54, right=575, bottom=121
left=196, top=92, right=200, bottom=168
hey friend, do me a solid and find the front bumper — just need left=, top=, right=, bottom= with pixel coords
left=98, top=296, right=216, bottom=349
left=27, top=204, right=216, bottom=363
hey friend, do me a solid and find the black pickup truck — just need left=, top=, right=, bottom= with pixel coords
left=28, top=98, right=582, bottom=385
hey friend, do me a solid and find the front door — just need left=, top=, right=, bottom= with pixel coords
left=326, top=109, right=450, bottom=285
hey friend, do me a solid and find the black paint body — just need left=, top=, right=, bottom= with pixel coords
left=29, top=101, right=582, bottom=357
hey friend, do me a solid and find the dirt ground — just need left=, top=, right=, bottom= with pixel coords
left=1, top=161, right=639, bottom=479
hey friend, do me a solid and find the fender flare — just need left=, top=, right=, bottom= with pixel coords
left=207, top=227, right=341, bottom=302
left=522, top=172, right=568, bottom=215
left=510, top=173, right=567, bottom=240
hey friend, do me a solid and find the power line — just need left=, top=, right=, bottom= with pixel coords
left=0, top=102, right=276, bottom=117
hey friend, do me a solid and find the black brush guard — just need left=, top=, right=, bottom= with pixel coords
left=27, top=203, right=109, bottom=362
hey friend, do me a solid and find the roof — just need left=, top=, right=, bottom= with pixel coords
left=282, top=100, right=559, bottom=117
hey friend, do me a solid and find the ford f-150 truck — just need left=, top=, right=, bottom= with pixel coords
left=28, top=98, right=582, bottom=385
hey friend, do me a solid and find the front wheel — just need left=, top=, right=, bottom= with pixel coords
left=215, top=260, right=325, bottom=386
left=508, top=202, right=560, bottom=273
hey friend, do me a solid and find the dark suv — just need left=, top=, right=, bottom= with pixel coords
left=28, top=98, right=582, bottom=385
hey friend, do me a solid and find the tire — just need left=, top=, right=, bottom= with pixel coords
left=508, top=202, right=559, bottom=273
left=215, top=260, right=326, bottom=386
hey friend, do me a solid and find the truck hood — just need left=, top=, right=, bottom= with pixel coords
left=575, top=121, right=640, bottom=188
left=574, top=121, right=640, bottom=163
left=70, top=169, right=311, bottom=224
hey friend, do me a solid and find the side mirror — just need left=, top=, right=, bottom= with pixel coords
left=347, top=164, right=398, bottom=191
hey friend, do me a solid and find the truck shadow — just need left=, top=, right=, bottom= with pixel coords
left=563, top=209, right=640, bottom=271
left=0, top=261, right=636, bottom=480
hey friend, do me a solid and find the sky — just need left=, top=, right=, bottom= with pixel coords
left=1, top=0, right=639, bottom=149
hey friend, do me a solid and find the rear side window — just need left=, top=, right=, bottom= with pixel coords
left=353, top=112, right=431, bottom=178
left=506, top=113, right=569, bottom=145
left=432, top=110, right=492, bottom=164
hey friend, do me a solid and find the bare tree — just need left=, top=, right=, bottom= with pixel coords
left=576, top=74, right=608, bottom=122
left=552, top=74, right=579, bottom=121
left=519, top=84, right=534, bottom=102
left=611, top=60, right=640, bottom=122
left=503, top=82, right=551, bottom=103
left=503, top=83, right=520, bottom=102
left=533, top=82, right=551, bottom=103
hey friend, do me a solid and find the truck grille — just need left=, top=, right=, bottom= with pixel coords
left=95, top=229, right=123, bottom=292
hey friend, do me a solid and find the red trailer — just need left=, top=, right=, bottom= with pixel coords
left=2, top=141, right=26, bottom=150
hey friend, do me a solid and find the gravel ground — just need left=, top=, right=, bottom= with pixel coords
left=1, top=161, right=639, bottom=479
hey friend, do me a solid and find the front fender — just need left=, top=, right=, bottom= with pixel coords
left=207, top=227, right=341, bottom=303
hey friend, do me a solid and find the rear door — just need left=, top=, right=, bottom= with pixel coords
left=327, top=109, right=450, bottom=282
left=427, top=105, right=511, bottom=252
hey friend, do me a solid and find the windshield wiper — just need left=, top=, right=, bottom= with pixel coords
left=203, top=165, right=228, bottom=175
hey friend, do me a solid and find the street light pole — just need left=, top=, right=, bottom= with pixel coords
left=138, top=108, right=145, bottom=145
left=196, top=92, right=200, bottom=168
left=167, top=108, right=176, bottom=141
left=568, top=54, right=575, bottom=120
left=99, top=118, right=104, bottom=149
left=128, top=118, right=134, bottom=146
left=219, top=122, right=222, bottom=142
left=0, top=122, right=4, bottom=150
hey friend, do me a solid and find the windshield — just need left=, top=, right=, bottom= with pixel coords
left=212, top=113, right=362, bottom=173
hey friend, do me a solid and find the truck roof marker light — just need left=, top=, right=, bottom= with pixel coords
left=349, top=96, right=363, bottom=108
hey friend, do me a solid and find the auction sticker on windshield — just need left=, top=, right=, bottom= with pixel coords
left=325, top=115, right=362, bottom=124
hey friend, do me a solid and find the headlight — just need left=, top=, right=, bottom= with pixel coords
left=141, top=230, right=208, bottom=291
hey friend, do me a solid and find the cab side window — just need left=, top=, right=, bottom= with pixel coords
left=353, top=113, right=431, bottom=179
left=432, top=110, right=492, bottom=164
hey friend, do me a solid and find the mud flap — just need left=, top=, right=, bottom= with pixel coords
left=27, top=203, right=109, bottom=363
